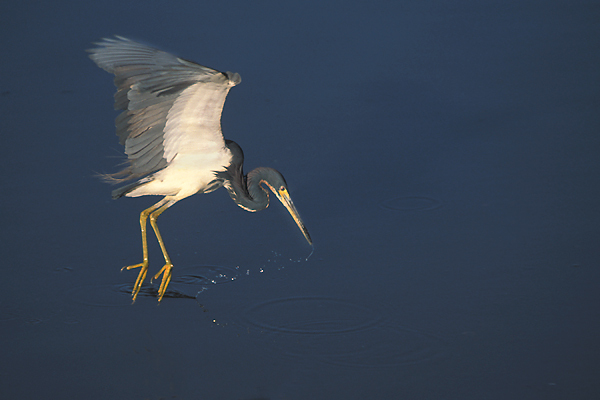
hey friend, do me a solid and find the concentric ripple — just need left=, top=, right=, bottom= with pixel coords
left=299, top=323, right=447, bottom=368
left=240, top=296, right=447, bottom=368
left=242, top=296, right=383, bottom=334
left=380, top=195, right=442, bottom=211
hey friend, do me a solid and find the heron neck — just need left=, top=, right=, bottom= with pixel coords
left=225, top=168, right=270, bottom=212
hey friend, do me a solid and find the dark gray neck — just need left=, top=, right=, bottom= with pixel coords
left=225, top=168, right=271, bottom=212
left=221, top=140, right=271, bottom=212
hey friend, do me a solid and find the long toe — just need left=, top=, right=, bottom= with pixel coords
left=154, top=263, right=173, bottom=302
left=124, top=262, right=149, bottom=303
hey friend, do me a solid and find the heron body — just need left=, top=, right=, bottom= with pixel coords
left=88, top=36, right=311, bottom=302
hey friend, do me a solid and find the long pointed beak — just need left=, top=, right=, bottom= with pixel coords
left=272, top=187, right=312, bottom=245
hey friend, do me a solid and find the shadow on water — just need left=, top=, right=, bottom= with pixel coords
left=65, top=265, right=240, bottom=305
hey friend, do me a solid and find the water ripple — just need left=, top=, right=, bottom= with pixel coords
left=240, top=296, right=447, bottom=368
left=305, top=323, right=447, bottom=368
left=65, top=284, right=132, bottom=307
left=242, top=296, right=383, bottom=334
left=65, top=265, right=240, bottom=306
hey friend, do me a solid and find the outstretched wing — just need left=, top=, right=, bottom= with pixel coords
left=88, top=36, right=241, bottom=180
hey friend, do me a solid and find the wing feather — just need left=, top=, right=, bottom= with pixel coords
left=88, top=36, right=241, bottom=180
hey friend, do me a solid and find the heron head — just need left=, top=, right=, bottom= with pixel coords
left=258, top=169, right=312, bottom=245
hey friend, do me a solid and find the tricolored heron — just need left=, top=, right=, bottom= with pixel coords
left=88, top=36, right=312, bottom=302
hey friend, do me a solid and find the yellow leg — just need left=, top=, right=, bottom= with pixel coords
left=148, top=202, right=175, bottom=302
left=123, top=199, right=172, bottom=302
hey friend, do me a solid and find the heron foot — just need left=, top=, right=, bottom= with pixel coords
left=152, top=263, right=173, bottom=302
left=122, top=262, right=149, bottom=303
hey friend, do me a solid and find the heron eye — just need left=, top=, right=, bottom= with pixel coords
left=280, top=186, right=285, bottom=191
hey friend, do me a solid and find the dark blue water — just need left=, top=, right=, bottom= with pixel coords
left=1, top=1, right=599, bottom=399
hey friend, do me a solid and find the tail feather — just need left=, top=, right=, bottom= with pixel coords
left=111, top=177, right=151, bottom=199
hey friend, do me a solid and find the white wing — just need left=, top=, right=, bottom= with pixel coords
left=88, top=36, right=241, bottom=179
